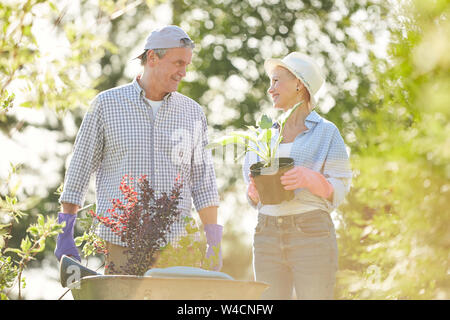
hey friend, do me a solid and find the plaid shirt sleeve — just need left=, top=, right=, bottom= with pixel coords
left=59, top=96, right=104, bottom=207
left=190, top=111, right=220, bottom=211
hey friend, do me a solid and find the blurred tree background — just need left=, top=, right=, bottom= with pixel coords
left=1, top=0, right=448, bottom=299
left=336, top=0, right=450, bottom=299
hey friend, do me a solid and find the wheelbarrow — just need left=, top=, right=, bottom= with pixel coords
left=59, top=255, right=269, bottom=300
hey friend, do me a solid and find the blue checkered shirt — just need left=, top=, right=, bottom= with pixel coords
left=60, top=78, right=220, bottom=245
left=243, top=110, right=352, bottom=215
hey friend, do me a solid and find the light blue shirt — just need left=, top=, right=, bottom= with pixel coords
left=242, top=110, right=352, bottom=215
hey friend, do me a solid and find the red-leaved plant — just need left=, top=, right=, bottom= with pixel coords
left=89, top=174, right=183, bottom=276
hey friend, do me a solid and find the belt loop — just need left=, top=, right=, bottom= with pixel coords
left=263, top=215, right=268, bottom=228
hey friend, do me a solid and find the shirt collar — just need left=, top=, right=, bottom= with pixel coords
left=132, top=75, right=172, bottom=101
left=305, top=110, right=322, bottom=129
left=272, top=110, right=322, bottom=131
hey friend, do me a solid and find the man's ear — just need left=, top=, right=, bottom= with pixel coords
left=147, top=50, right=158, bottom=67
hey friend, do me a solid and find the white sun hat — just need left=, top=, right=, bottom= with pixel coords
left=264, top=52, right=324, bottom=108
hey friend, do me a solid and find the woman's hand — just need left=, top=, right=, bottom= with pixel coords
left=280, top=166, right=334, bottom=200
left=247, top=173, right=260, bottom=205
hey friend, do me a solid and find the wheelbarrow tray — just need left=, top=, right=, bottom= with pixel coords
left=69, top=275, right=269, bottom=300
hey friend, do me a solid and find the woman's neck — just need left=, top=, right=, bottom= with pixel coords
left=278, top=101, right=311, bottom=143
left=284, top=101, right=311, bottom=129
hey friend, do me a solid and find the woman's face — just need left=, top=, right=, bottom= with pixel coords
left=267, top=66, right=300, bottom=111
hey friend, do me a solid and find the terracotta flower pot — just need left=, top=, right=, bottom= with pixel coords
left=250, top=157, right=295, bottom=205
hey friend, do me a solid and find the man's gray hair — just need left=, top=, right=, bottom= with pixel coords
left=140, top=38, right=195, bottom=66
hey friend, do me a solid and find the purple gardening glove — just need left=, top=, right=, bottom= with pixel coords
left=204, top=224, right=223, bottom=271
left=54, top=213, right=81, bottom=262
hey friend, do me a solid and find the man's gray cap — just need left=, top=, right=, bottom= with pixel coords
left=136, top=25, right=194, bottom=59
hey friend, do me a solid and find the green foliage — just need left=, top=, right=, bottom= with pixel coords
left=173, top=0, right=389, bottom=133
left=0, top=0, right=116, bottom=115
left=336, top=0, right=450, bottom=299
left=1, top=90, right=15, bottom=112
left=6, top=214, right=63, bottom=257
left=2, top=0, right=447, bottom=300
left=154, top=217, right=210, bottom=269
left=0, top=164, right=64, bottom=299
left=75, top=230, right=105, bottom=258
left=0, top=255, right=18, bottom=300
left=0, top=0, right=132, bottom=299
left=0, top=163, right=25, bottom=223
left=73, top=205, right=104, bottom=259
left=0, top=0, right=120, bottom=265
left=1, top=213, right=64, bottom=299
left=76, top=213, right=215, bottom=271
left=207, top=102, right=301, bottom=166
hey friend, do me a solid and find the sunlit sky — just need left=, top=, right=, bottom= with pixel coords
left=2, top=0, right=393, bottom=299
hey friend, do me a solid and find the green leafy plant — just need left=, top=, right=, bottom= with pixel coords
left=76, top=213, right=214, bottom=273
left=4, top=215, right=64, bottom=299
left=153, top=216, right=216, bottom=270
left=207, top=102, right=302, bottom=167
left=74, top=205, right=108, bottom=260
left=75, top=175, right=214, bottom=276
left=0, top=164, right=64, bottom=300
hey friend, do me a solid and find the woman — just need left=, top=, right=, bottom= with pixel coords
left=243, top=52, right=352, bottom=299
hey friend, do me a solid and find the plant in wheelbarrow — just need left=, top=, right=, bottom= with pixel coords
left=63, top=174, right=217, bottom=276
left=207, top=102, right=302, bottom=205
left=58, top=174, right=264, bottom=299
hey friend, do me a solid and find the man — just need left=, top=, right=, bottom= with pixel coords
left=55, top=25, right=222, bottom=272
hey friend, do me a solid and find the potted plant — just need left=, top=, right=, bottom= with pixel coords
left=60, top=174, right=268, bottom=300
left=207, top=102, right=302, bottom=205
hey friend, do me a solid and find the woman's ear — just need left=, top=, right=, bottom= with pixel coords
left=297, top=81, right=311, bottom=103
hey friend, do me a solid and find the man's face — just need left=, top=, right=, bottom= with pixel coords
left=151, top=47, right=192, bottom=95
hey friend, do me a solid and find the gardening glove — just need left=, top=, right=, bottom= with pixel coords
left=54, top=213, right=81, bottom=262
left=280, top=166, right=334, bottom=199
left=204, top=224, right=223, bottom=271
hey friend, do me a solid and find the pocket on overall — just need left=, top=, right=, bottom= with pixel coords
left=294, top=212, right=331, bottom=237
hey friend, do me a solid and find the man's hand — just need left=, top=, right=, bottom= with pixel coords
left=54, top=212, right=81, bottom=262
left=204, top=224, right=223, bottom=271
left=198, top=206, right=222, bottom=270
left=280, top=166, right=334, bottom=200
